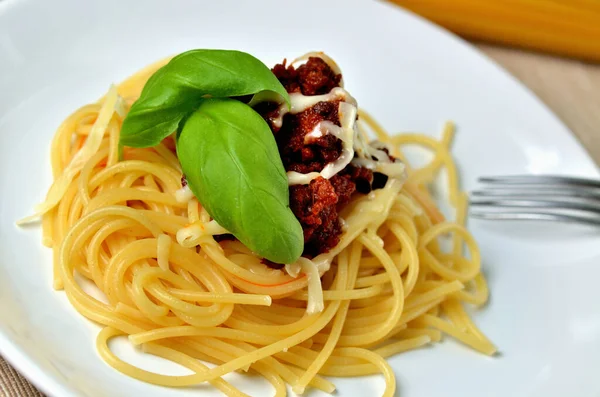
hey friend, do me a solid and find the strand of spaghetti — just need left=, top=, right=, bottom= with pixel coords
left=318, top=178, right=404, bottom=264
left=293, top=242, right=361, bottom=393
left=135, top=272, right=343, bottom=386
left=442, top=121, right=455, bottom=147
left=191, top=337, right=253, bottom=372
left=374, top=335, right=432, bottom=358
left=395, top=327, right=442, bottom=342
left=419, top=223, right=481, bottom=282
left=153, top=142, right=181, bottom=171
left=200, top=241, right=295, bottom=287
left=453, top=273, right=489, bottom=306
left=265, top=354, right=336, bottom=393
left=55, top=183, right=78, bottom=250
left=273, top=349, right=378, bottom=377
left=41, top=209, right=55, bottom=247
left=97, top=328, right=246, bottom=396
left=142, top=282, right=232, bottom=325
left=408, top=122, right=455, bottom=186
left=395, top=192, right=425, bottom=218
left=290, top=283, right=384, bottom=301
left=404, top=183, right=445, bottom=224
left=148, top=344, right=249, bottom=397
left=89, top=160, right=181, bottom=195
left=414, top=314, right=497, bottom=355
left=18, top=86, right=119, bottom=224
left=393, top=133, right=460, bottom=206
left=136, top=267, right=206, bottom=294
left=283, top=345, right=363, bottom=367
left=327, top=233, right=403, bottom=347
left=125, top=147, right=175, bottom=168
left=356, top=109, right=391, bottom=142
left=51, top=104, right=101, bottom=176
left=398, top=296, right=446, bottom=327
left=156, top=234, right=171, bottom=271
left=404, top=280, right=464, bottom=311
left=179, top=339, right=235, bottom=368
left=355, top=109, right=412, bottom=168
left=175, top=337, right=252, bottom=372
left=77, top=147, right=110, bottom=205
left=387, top=222, right=420, bottom=295
left=442, top=299, right=494, bottom=345
left=210, top=340, right=293, bottom=397
left=166, top=289, right=272, bottom=305
left=60, top=207, right=161, bottom=299
left=107, top=118, right=121, bottom=167
left=130, top=325, right=280, bottom=346
left=51, top=243, right=63, bottom=290
left=114, top=303, right=157, bottom=328
left=354, top=273, right=393, bottom=288
left=187, top=199, right=200, bottom=223
left=453, top=192, right=469, bottom=256
left=215, top=339, right=335, bottom=393
left=224, top=309, right=321, bottom=337
left=299, top=257, right=325, bottom=314
left=215, top=338, right=335, bottom=393
left=84, top=188, right=187, bottom=213
left=86, top=218, right=150, bottom=291
left=142, top=291, right=231, bottom=326
left=104, top=241, right=233, bottom=317
left=224, top=270, right=309, bottom=297
left=355, top=251, right=405, bottom=269
left=336, top=347, right=396, bottom=397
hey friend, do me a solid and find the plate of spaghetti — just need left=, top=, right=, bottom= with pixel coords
left=1, top=1, right=599, bottom=396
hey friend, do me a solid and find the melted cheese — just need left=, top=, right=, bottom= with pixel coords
left=287, top=101, right=357, bottom=186
left=351, top=157, right=407, bottom=179
left=285, top=262, right=302, bottom=278
left=270, top=52, right=406, bottom=186
left=18, top=85, right=120, bottom=224
left=271, top=87, right=355, bottom=129
left=299, top=257, right=324, bottom=314
left=175, top=185, right=195, bottom=203
left=176, top=220, right=229, bottom=247
left=291, top=51, right=344, bottom=87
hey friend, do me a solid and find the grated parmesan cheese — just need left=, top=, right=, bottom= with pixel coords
left=18, top=85, right=120, bottom=224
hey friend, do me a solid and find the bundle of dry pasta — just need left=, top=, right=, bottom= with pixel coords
left=390, top=0, right=600, bottom=63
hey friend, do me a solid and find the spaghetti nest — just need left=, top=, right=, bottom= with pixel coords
left=37, top=61, right=495, bottom=397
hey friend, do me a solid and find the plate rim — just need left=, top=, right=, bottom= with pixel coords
left=0, top=1, right=598, bottom=396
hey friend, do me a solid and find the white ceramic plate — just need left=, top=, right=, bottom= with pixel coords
left=1, top=0, right=599, bottom=396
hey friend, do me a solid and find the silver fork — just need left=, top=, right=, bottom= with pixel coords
left=470, top=175, right=600, bottom=227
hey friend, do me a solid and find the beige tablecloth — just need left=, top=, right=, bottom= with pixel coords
left=1, top=45, right=599, bottom=397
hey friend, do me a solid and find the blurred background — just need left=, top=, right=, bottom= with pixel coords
left=389, top=0, right=600, bottom=164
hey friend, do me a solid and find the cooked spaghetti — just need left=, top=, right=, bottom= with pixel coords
left=23, top=53, right=495, bottom=396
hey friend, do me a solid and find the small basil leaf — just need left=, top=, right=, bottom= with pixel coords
left=120, top=49, right=290, bottom=148
left=177, top=98, right=303, bottom=264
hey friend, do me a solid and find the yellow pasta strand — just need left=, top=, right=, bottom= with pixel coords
left=25, top=58, right=494, bottom=396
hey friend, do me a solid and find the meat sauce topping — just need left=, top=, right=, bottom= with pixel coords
left=256, top=57, right=387, bottom=262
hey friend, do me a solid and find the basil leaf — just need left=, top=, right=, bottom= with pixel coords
left=120, top=49, right=290, bottom=148
left=177, top=98, right=303, bottom=264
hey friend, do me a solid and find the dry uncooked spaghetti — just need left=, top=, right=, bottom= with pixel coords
left=24, top=57, right=495, bottom=397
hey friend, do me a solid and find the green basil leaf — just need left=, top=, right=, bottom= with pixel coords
left=177, top=98, right=303, bottom=264
left=120, top=49, right=290, bottom=148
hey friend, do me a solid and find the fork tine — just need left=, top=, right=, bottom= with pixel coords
left=470, top=199, right=600, bottom=215
left=472, top=175, right=600, bottom=227
left=479, top=175, right=600, bottom=189
left=471, top=188, right=600, bottom=200
left=470, top=211, right=600, bottom=227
